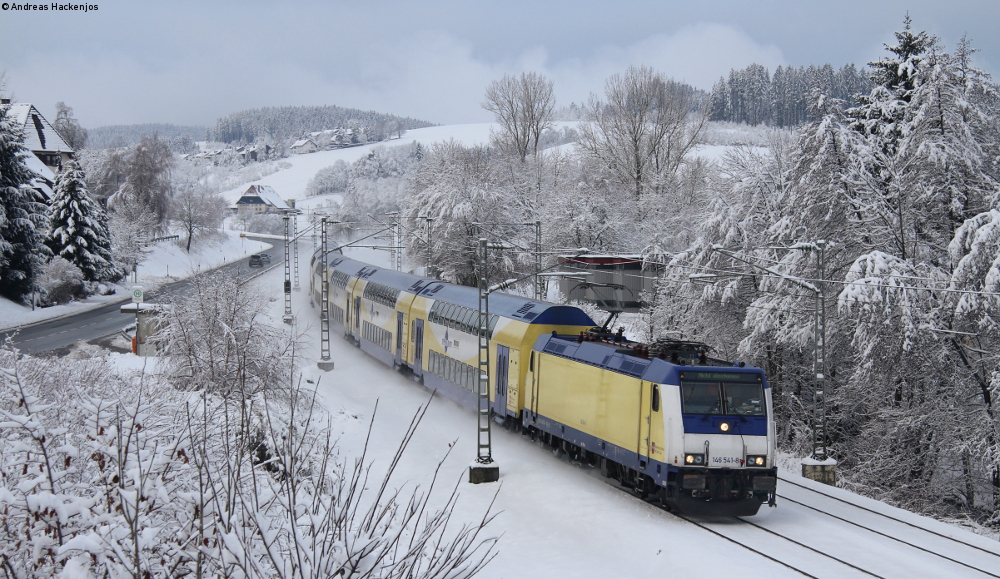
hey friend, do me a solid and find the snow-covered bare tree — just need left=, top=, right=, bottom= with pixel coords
left=402, top=141, right=514, bottom=285
left=45, top=160, right=117, bottom=281
left=0, top=100, right=48, bottom=301
left=578, top=66, right=706, bottom=199
left=170, top=188, right=227, bottom=252
left=108, top=187, right=156, bottom=282
left=35, top=256, right=85, bottom=305
left=108, top=134, right=173, bottom=225
left=390, top=119, right=407, bottom=139
left=152, top=269, right=293, bottom=397
left=306, top=160, right=350, bottom=197
left=482, top=72, right=555, bottom=161
left=77, top=146, right=130, bottom=205
left=52, top=101, right=88, bottom=151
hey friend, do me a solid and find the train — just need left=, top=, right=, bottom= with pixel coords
left=310, top=251, right=778, bottom=516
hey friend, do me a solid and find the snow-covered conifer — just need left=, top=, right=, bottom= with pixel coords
left=0, top=101, right=48, bottom=301
left=46, top=160, right=117, bottom=281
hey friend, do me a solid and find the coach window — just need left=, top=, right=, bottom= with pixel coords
left=651, top=384, right=660, bottom=412
left=462, top=309, right=476, bottom=333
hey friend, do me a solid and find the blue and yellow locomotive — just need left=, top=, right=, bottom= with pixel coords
left=311, top=251, right=777, bottom=516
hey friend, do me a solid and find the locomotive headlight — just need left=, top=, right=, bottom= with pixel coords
left=684, top=453, right=705, bottom=465
left=746, top=455, right=766, bottom=467
left=719, top=422, right=731, bottom=432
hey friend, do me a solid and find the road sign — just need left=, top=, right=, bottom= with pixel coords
left=132, top=286, right=144, bottom=303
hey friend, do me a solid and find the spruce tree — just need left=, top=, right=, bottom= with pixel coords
left=849, top=15, right=932, bottom=151
left=46, top=160, right=116, bottom=281
left=0, top=102, right=48, bottom=301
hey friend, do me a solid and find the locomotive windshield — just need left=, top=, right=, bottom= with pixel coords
left=680, top=373, right=766, bottom=417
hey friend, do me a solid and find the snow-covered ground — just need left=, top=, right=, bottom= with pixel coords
left=42, top=122, right=1000, bottom=576
left=0, top=230, right=270, bottom=331
left=220, top=124, right=497, bottom=205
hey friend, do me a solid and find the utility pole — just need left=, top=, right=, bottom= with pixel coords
left=533, top=220, right=542, bottom=301
left=707, top=243, right=836, bottom=485
left=318, top=217, right=334, bottom=371
left=393, top=218, right=401, bottom=272
left=423, top=216, right=433, bottom=276
left=293, top=214, right=300, bottom=289
left=470, top=238, right=500, bottom=484
left=472, top=220, right=544, bottom=301
left=805, top=240, right=835, bottom=484
left=282, top=215, right=292, bottom=323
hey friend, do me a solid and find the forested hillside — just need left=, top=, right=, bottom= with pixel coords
left=708, top=62, right=873, bottom=126
left=87, top=123, right=207, bottom=150
left=212, top=105, right=434, bottom=144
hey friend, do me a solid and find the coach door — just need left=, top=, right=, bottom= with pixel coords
left=413, top=319, right=424, bottom=377
left=529, top=352, right=540, bottom=421
left=395, top=312, right=404, bottom=366
left=345, top=294, right=351, bottom=334
left=493, top=345, right=510, bottom=417
left=506, top=348, right=520, bottom=415
left=638, top=380, right=656, bottom=468
left=354, top=296, right=361, bottom=337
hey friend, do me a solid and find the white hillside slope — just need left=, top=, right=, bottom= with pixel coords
left=220, top=124, right=496, bottom=204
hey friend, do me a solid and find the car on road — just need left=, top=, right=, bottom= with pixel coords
left=249, top=254, right=264, bottom=267
left=259, top=253, right=271, bottom=264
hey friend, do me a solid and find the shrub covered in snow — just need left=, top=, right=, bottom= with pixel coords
left=36, top=257, right=85, bottom=306
left=0, top=348, right=497, bottom=578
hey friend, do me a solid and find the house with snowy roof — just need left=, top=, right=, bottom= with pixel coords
left=289, top=138, right=317, bottom=154
left=2, top=99, right=74, bottom=199
left=234, top=184, right=292, bottom=215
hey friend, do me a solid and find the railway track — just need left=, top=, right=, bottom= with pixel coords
left=673, top=511, right=882, bottom=578
left=525, top=425, right=999, bottom=577
left=773, top=475, right=1000, bottom=578
left=668, top=476, right=1000, bottom=578
left=580, top=454, right=999, bottom=577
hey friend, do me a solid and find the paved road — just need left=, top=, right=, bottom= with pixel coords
left=1, top=247, right=283, bottom=355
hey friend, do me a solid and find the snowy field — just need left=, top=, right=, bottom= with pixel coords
left=247, top=242, right=1000, bottom=579
left=0, top=230, right=270, bottom=331
left=220, top=124, right=498, bottom=205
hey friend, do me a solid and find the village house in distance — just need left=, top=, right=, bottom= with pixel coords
left=234, top=184, right=293, bottom=216
left=2, top=98, right=74, bottom=199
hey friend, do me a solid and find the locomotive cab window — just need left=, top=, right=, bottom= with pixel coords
left=681, top=382, right=723, bottom=414
left=680, top=373, right=766, bottom=417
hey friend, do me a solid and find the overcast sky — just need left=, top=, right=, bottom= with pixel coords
left=1, top=1, right=996, bottom=130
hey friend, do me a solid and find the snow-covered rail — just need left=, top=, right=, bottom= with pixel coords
left=775, top=476, right=1000, bottom=578
left=673, top=512, right=881, bottom=578
left=543, top=437, right=999, bottom=578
